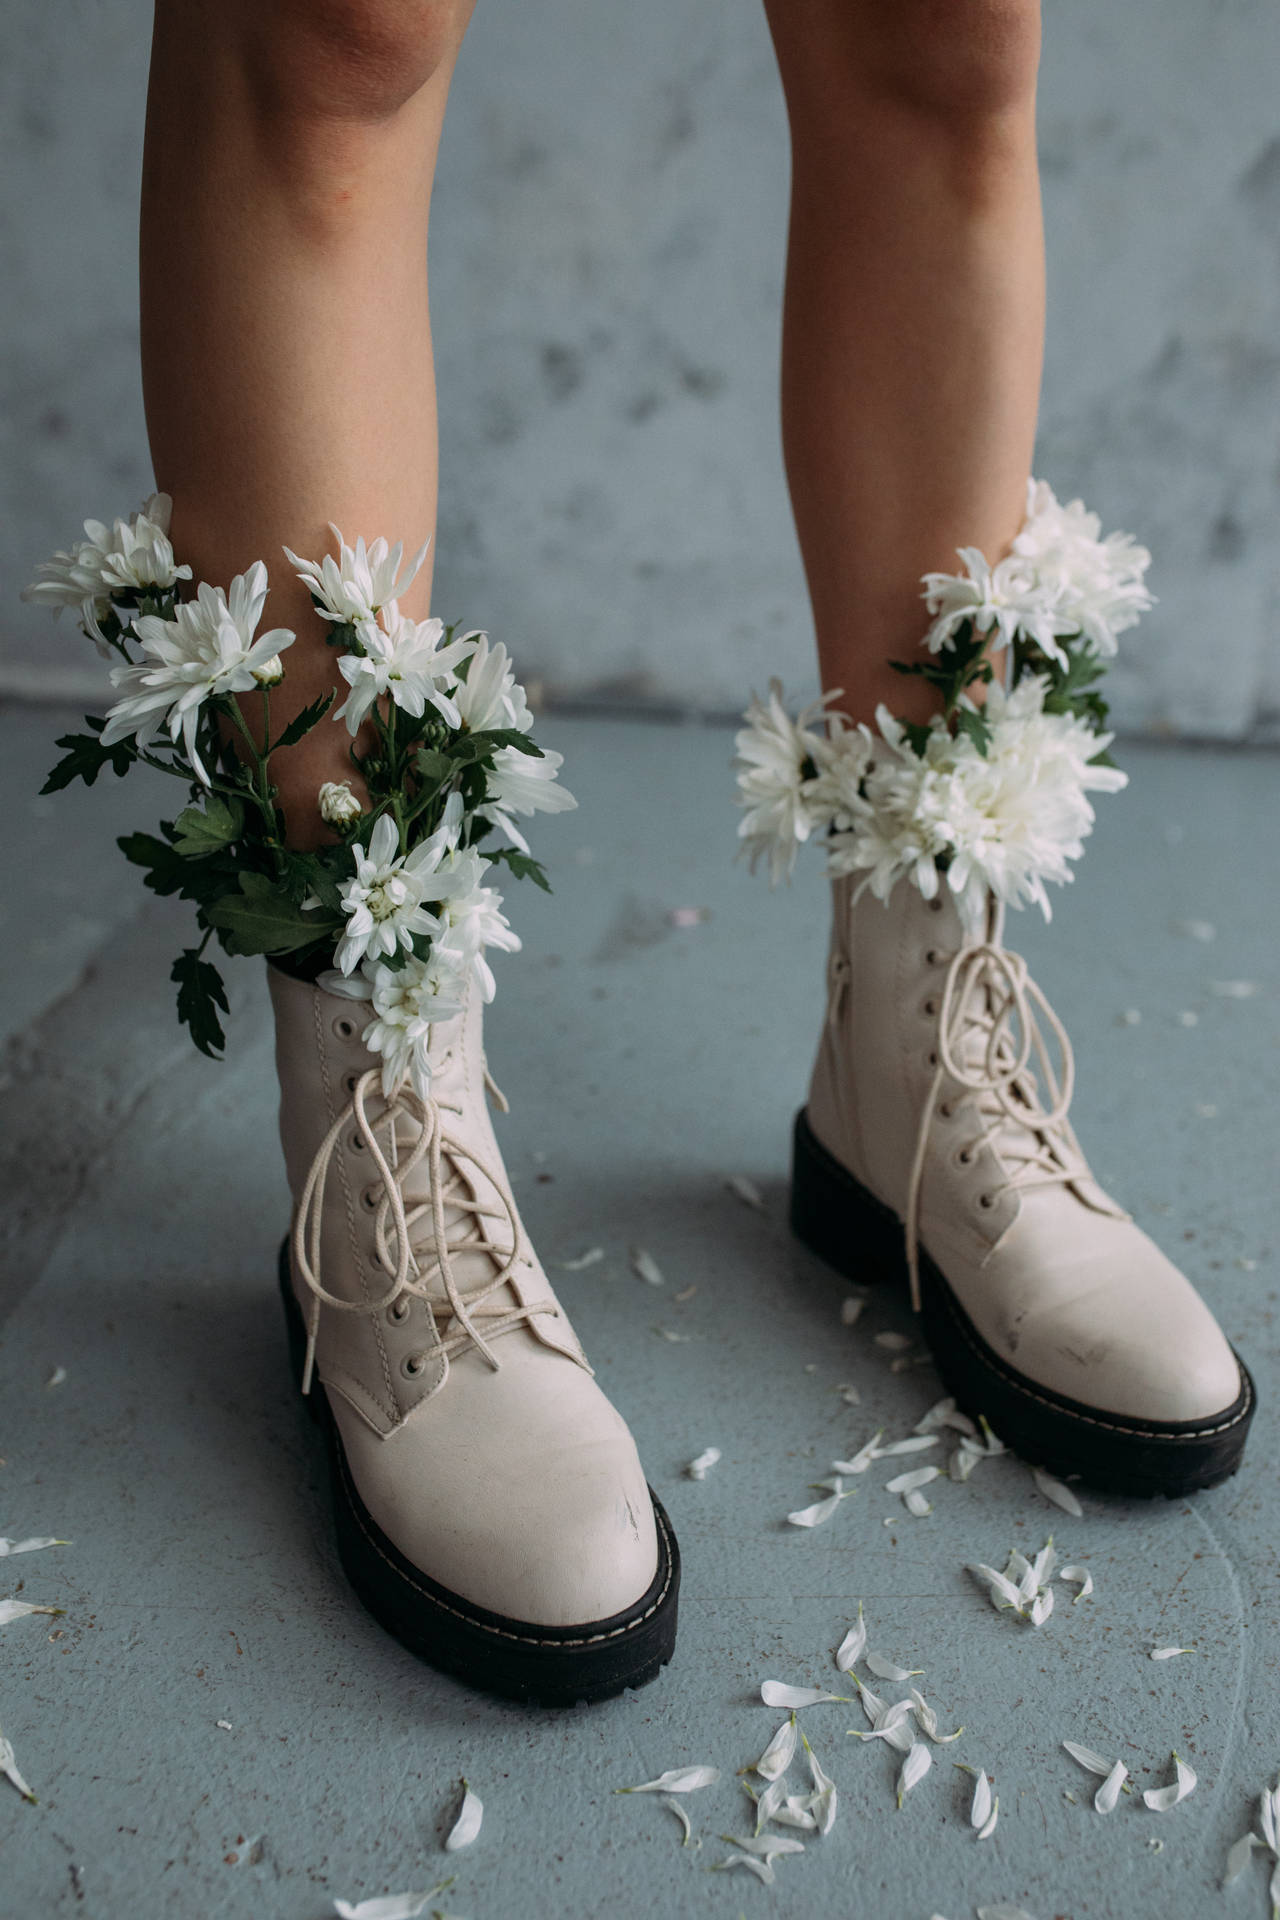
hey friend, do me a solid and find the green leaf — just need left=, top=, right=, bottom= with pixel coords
left=42, top=727, right=134, bottom=794
left=900, top=721, right=933, bottom=760
left=486, top=845, right=552, bottom=893
left=272, top=690, right=336, bottom=751
left=954, top=706, right=993, bottom=759
left=413, top=747, right=455, bottom=785
left=171, top=794, right=245, bottom=857
left=171, top=948, right=229, bottom=1060
left=116, top=830, right=192, bottom=897
left=206, top=871, right=342, bottom=957
left=469, top=727, right=543, bottom=757
left=278, top=849, right=346, bottom=913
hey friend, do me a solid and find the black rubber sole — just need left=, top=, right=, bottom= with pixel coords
left=279, top=1247, right=680, bottom=1705
left=790, top=1108, right=1256, bottom=1499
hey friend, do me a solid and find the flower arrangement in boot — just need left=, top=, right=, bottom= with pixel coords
left=24, top=499, right=681, bottom=1705
left=25, top=499, right=571, bottom=1092
left=736, top=480, right=1255, bottom=1499
left=734, top=478, right=1144, bottom=922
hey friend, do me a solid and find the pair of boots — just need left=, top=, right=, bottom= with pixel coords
left=270, top=875, right=1254, bottom=1706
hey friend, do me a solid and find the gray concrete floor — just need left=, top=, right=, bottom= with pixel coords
left=0, top=706, right=1277, bottom=1920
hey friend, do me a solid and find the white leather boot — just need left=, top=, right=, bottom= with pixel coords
left=792, top=876, right=1255, bottom=1495
left=268, top=965, right=679, bottom=1703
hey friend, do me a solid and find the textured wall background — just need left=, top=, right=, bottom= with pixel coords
left=3, top=0, right=1279, bottom=738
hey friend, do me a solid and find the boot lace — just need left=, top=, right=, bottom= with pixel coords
left=292, top=1067, right=552, bottom=1395
left=904, top=938, right=1085, bottom=1312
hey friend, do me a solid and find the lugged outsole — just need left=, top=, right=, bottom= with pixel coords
left=278, top=1245, right=680, bottom=1705
left=789, top=1108, right=1256, bottom=1500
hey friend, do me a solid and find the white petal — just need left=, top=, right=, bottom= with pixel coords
left=1269, top=1853, right=1280, bottom=1917
left=896, top=1743, right=932, bottom=1806
left=968, top=1564, right=1024, bottom=1611
left=885, top=1466, right=941, bottom=1495
left=907, top=1689, right=963, bottom=1744
left=905, top=1489, right=934, bottom=1517
left=831, top=1431, right=884, bottom=1475
left=866, top=1653, right=924, bottom=1683
left=721, top=1832, right=805, bottom=1860
left=561, top=1246, right=605, bottom=1271
left=658, top=1794, right=695, bottom=1846
left=1029, top=1587, right=1055, bottom=1627
left=1032, top=1467, right=1084, bottom=1516
left=872, top=1435, right=940, bottom=1458
left=751, top=1773, right=788, bottom=1833
left=1149, top=1646, right=1196, bottom=1660
left=1095, top=1759, right=1129, bottom=1813
left=1059, top=1565, right=1094, bottom=1603
left=0, top=1537, right=67, bottom=1557
left=0, top=1600, right=62, bottom=1626
left=1030, top=1538, right=1058, bottom=1588
left=835, top=1606, right=867, bottom=1672
left=760, top=1682, right=847, bottom=1710
left=802, top=1733, right=838, bottom=1837
left=216, top=1720, right=233, bottom=1731
left=772, top=1797, right=818, bottom=1831
left=443, top=1780, right=483, bottom=1850
left=46, top=1366, right=67, bottom=1388
left=685, top=1448, right=721, bottom=1481
left=971, top=1771, right=993, bottom=1831
left=1261, top=1783, right=1279, bottom=1853
left=978, top=1796, right=999, bottom=1840
left=874, top=1331, right=913, bottom=1350
left=1063, top=1742, right=1116, bottom=1777
left=787, top=1493, right=846, bottom=1528
left=629, top=1246, right=665, bottom=1286
left=715, top=1851, right=775, bottom=1885
left=726, top=1174, right=765, bottom=1211
left=1143, top=1754, right=1197, bottom=1811
left=840, top=1297, right=866, bottom=1327
left=333, top=1894, right=445, bottom=1920
left=754, top=1715, right=798, bottom=1782
left=619, top=1766, right=719, bottom=1794
left=912, top=1396, right=960, bottom=1433
left=976, top=1908, right=1036, bottom=1920
left=1224, top=1832, right=1260, bottom=1884
left=0, top=1731, right=35, bottom=1803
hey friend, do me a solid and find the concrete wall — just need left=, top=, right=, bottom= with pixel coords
left=3, top=0, right=1279, bottom=738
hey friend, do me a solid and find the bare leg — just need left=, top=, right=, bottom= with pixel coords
left=762, top=0, right=1044, bottom=723
left=140, top=0, right=475, bottom=845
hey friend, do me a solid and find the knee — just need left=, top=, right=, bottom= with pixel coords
left=858, top=0, right=1041, bottom=122
left=769, top=0, right=1040, bottom=129
left=240, top=0, right=474, bottom=122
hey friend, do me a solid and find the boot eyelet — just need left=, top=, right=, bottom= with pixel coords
left=925, top=948, right=941, bottom=967
left=926, top=1051, right=938, bottom=1068
left=360, top=1186, right=378, bottom=1212
left=333, top=1017, right=356, bottom=1040
left=343, top=1071, right=359, bottom=1095
left=401, top=1352, right=426, bottom=1378
left=977, top=1192, right=995, bottom=1210
left=922, top=998, right=939, bottom=1017
left=348, top=1133, right=366, bottom=1153
left=388, top=1297, right=411, bottom=1324
left=938, top=1101, right=954, bottom=1120
left=956, top=1145, right=974, bottom=1167
left=927, top=898, right=944, bottom=914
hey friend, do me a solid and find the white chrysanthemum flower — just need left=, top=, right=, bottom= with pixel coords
left=334, top=810, right=457, bottom=975
left=319, top=780, right=362, bottom=827
left=482, top=744, right=577, bottom=854
left=284, top=525, right=430, bottom=625
left=429, top=847, right=522, bottom=1003
left=922, top=477, right=1153, bottom=663
left=826, top=676, right=1126, bottom=931
left=100, top=562, right=295, bottom=784
left=22, top=492, right=192, bottom=652
left=452, top=632, right=534, bottom=734
left=733, top=680, right=843, bottom=884
left=334, top=604, right=477, bottom=736
left=361, top=953, right=469, bottom=1100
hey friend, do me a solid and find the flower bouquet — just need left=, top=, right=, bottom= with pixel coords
left=734, top=479, right=1153, bottom=925
left=24, top=498, right=573, bottom=1094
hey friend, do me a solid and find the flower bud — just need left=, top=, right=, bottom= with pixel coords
left=319, top=780, right=362, bottom=827
left=251, top=654, right=285, bottom=686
